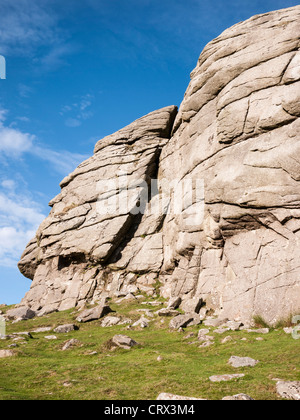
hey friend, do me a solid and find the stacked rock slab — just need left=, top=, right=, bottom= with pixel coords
left=18, top=6, right=300, bottom=324
left=18, top=106, right=177, bottom=314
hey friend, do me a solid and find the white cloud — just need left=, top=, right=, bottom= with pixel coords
left=32, top=146, right=89, bottom=175
left=0, top=106, right=89, bottom=267
left=0, top=123, right=34, bottom=157
left=0, top=109, right=88, bottom=174
left=61, top=94, right=94, bottom=128
left=65, top=118, right=82, bottom=128
left=1, top=179, right=16, bottom=190
left=0, top=189, right=46, bottom=267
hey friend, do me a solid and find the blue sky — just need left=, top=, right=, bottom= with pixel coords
left=0, top=0, right=299, bottom=304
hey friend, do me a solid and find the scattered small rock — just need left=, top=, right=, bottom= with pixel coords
left=0, top=349, right=15, bottom=358
left=222, top=394, right=254, bottom=400
left=246, top=328, right=269, bottom=334
left=11, top=331, right=33, bottom=339
left=61, top=339, right=82, bottom=351
left=76, top=303, right=112, bottom=323
left=228, top=356, right=259, bottom=368
left=123, top=293, right=137, bottom=301
left=111, top=334, right=138, bottom=350
left=137, top=309, right=154, bottom=318
left=132, top=317, right=149, bottom=328
left=225, top=321, right=244, bottom=331
left=84, top=351, right=98, bottom=356
left=63, top=381, right=72, bottom=387
left=221, top=336, right=234, bottom=344
left=31, top=327, right=52, bottom=333
left=199, top=341, right=214, bottom=348
left=100, top=316, right=121, bottom=327
left=44, top=335, right=58, bottom=340
left=6, top=306, right=36, bottom=321
left=169, top=314, right=194, bottom=330
left=214, top=327, right=231, bottom=334
left=118, top=318, right=133, bottom=325
left=167, top=297, right=182, bottom=310
left=157, top=355, right=163, bottom=362
left=209, top=374, right=245, bottom=382
left=141, top=301, right=163, bottom=307
left=184, top=332, right=195, bottom=340
left=276, top=381, right=300, bottom=400
left=54, top=324, right=79, bottom=334
left=157, top=393, right=206, bottom=400
left=204, top=318, right=229, bottom=328
left=198, top=335, right=214, bottom=343
left=198, top=328, right=210, bottom=338
left=180, top=297, right=203, bottom=314
left=155, top=308, right=179, bottom=317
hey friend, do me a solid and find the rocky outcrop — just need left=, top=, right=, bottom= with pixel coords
left=18, top=106, right=177, bottom=314
left=18, top=6, right=300, bottom=325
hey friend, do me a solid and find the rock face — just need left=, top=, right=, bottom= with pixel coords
left=18, top=6, right=300, bottom=325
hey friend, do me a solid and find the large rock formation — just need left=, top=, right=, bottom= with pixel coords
left=18, top=6, right=300, bottom=324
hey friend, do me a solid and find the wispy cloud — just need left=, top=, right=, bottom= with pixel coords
left=0, top=182, right=46, bottom=267
left=0, top=111, right=34, bottom=157
left=0, top=0, right=73, bottom=71
left=0, top=108, right=88, bottom=175
left=0, top=1, right=61, bottom=54
left=60, top=93, right=94, bottom=128
left=32, top=146, right=89, bottom=175
left=0, top=107, right=89, bottom=267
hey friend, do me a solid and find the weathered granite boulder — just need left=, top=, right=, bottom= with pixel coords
left=17, top=6, right=300, bottom=325
left=76, top=304, right=112, bottom=323
left=228, top=356, right=259, bottom=368
left=18, top=106, right=177, bottom=314
left=276, top=381, right=300, bottom=400
left=6, top=307, right=36, bottom=321
left=111, top=334, right=138, bottom=349
left=53, top=324, right=79, bottom=334
left=159, top=5, right=300, bottom=325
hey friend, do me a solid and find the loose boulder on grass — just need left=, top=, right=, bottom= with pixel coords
left=169, top=314, right=194, bottom=330
left=228, top=356, right=259, bottom=368
left=109, top=335, right=139, bottom=350
left=61, top=339, right=82, bottom=351
left=276, top=381, right=300, bottom=400
left=6, top=306, right=36, bottom=321
left=76, top=304, right=112, bottom=323
left=0, top=349, right=15, bottom=358
left=209, top=374, right=245, bottom=383
left=101, top=316, right=121, bottom=327
left=54, top=324, right=79, bottom=334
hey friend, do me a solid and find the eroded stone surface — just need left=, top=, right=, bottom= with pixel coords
left=18, top=106, right=177, bottom=313
left=159, top=5, right=300, bottom=325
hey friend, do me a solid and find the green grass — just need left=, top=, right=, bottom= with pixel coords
left=0, top=301, right=299, bottom=400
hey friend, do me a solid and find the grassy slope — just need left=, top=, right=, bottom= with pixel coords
left=0, top=299, right=299, bottom=400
